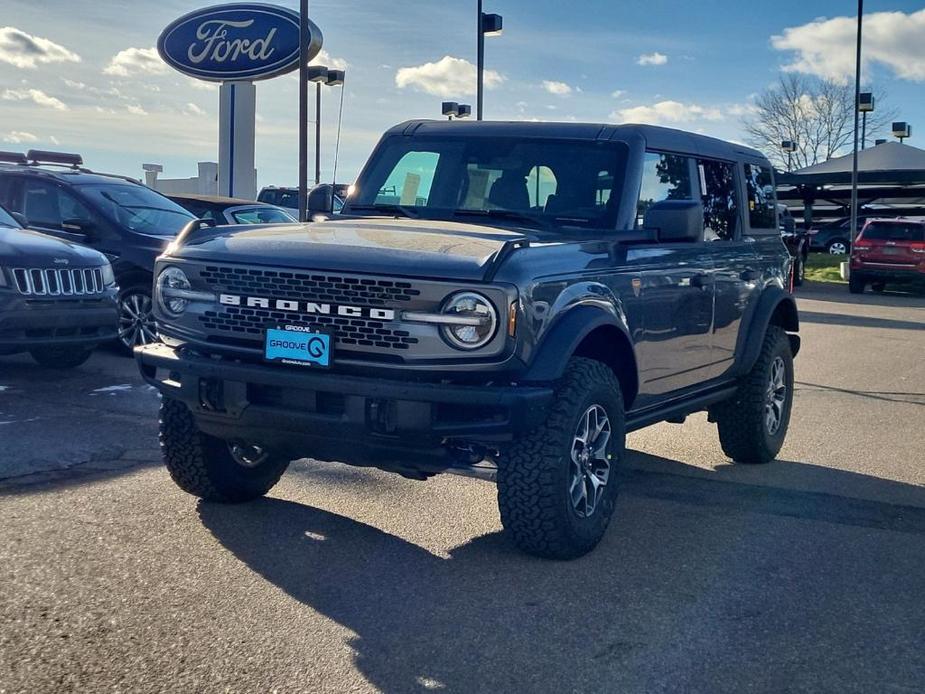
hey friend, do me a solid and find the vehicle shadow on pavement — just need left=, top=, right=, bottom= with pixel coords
left=197, top=457, right=925, bottom=693
left=799, top=310, right=925, bottom=331
left=798, top=281, right=925, bottom=308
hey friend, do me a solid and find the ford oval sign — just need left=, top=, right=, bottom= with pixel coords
left=157, top=3, right=322, bottom=82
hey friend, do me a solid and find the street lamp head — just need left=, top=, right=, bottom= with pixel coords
left=892, top=122, right=911, bottom=139
left=325, top=69, right=345, bottom=86
left=858, top=92, right=875, bottom=112
left=442, top=101, right=459, bottom=117
left=781, top=140, right=798, bottom=153
left=306, top=65, right=329, bottom=83
left=481, top=13, right=503, bottom=36
left=456, top=104, right=472, bottom=119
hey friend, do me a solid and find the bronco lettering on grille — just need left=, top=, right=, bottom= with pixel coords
left=219, top=293, right=396, bottom=321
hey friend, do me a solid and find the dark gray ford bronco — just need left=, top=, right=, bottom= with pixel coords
left=138, top=122, right=799, bottom=559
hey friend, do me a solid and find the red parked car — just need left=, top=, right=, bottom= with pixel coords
left=849, top=218, right=925, bottom=293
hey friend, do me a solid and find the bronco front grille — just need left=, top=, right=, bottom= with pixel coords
left=199, top=266, right=421, bottom=306
left=12, top=267, right=105, bottom=296
left=199, top=306, right=419, bottom=350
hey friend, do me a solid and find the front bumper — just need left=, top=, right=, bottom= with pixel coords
left=136, top=343, right=553, bottom=465
left=0, top=294, right=118, bottom=349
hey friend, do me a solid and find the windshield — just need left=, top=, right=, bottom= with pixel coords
left=231, top=207, right=297, bottom=224
left=0, top=205, right=20, bottom=229
left=350, top=136, right=628, bottom=230
left=81, top=183, right=194, bottom=236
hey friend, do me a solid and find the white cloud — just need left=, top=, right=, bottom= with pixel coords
left=187, top=77, right=218, bottom=92
left=612, top=100, right=723, bottom=125
left=185, top=103, right=206, bottom=117
left=395, top=55, right=503, bottom=97
left=2, top=88, right=68, bottom=111
left=309, top=49, right=348, bottom=71
left=611, top=89, right=627, bottom=99
left=0, top=27, right=80, bottom=69
left=542, top=80, right=572, bottom=96
left=103, top=47, right=167, bottom=77
left=126, top=104, right=148, bottom=116
left=772, top=9, right=925, bottom=83
left=637, top=52, right=668, bottom=67
left=2, top=130, right=39, bottom=144
left=62, top=78, right=86, bottom=90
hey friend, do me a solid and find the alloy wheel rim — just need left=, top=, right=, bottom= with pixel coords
left=829, top=242, right=847, bottom=255
left=118, top=292, right=157, bottom=348
left=568, top=404, right=612, bottom=518
left=228, top=442, right=269, bottom=468
left=765, top=356, right=788, bottom=436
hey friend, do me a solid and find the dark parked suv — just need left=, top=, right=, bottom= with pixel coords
left=0, top=201, right=117, bottom=367
left=0, top=150, right=195, bottom=351
left=138, top=122, right=800, bottom=559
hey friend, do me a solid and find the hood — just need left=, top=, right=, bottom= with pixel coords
left=170, top=216, right=535, bottom=281
left=0, top=226, right=106, bottom=268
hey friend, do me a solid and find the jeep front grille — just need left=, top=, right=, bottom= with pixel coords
left=199, top=266, right=421, bottom=306
left=12, top=267, right=105, bottom=296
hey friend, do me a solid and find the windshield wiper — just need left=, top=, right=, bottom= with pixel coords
left=452, top=209, right=553, bottom=231
left=349, top=204, right=420, bottom=219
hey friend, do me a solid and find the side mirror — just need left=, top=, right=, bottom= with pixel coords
left=644, top=200, right=704, bottom=242
left=307, top=184, right=334, bottom=216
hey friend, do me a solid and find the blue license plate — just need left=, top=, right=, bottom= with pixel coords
left=264, top=327, right=332, bottom=367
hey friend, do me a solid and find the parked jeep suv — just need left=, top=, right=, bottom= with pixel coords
left=849, top=218, right=925, bottom=293
left=0, top=202, right=117, bottom=367
left=138, top=122, right=799, bottom=559
left=0, top=150, right=195, bottom=351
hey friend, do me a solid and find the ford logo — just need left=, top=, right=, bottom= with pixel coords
left=157, top=3, right=322, bottom=82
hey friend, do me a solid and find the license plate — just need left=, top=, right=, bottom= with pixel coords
left=264, top=327, right=332, bottom=367
left=883, top=247, right=900, bottom=255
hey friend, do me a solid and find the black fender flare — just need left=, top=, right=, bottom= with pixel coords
left=522, top=305, right=638, bottom=393
left=737, top=287, right=800, bottom=374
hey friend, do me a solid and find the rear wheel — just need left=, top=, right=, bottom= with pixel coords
left=497, top=358, right=625, bottom=560
left=159, top=398, right=290, bottom=502
left=871, top=281, right=886, bottom=293
left=29, top=345, right=94, bottom=369
left=828, top=239, right=849, bottom=255
left=711, top=326, right=794, bottom=465
left=848, top=275, right=865, bottom=294
left=117, top=285, right=158, bottom=354
left=793, top=254, right=805, bottom=287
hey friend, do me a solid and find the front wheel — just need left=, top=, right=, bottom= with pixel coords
left=849, top=275, right=865, bottom=294
left=711, top=326, right=794, bottom=464
left=117, top=285, right=158, bottom=354
left=497, top=358, right=626, bottom=560
left=159, top=398, right=290, bottom=502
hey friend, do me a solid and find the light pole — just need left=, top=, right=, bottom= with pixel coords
left=892, top=121, right=911, bottom=143
left=849, top=0, right=863, bottom=244
left=781, top=139, right=798, bottom=172
left=442, top=102, right=472, bottom=120
left=298, top=0, right=310, bottom=221
left=306, top=65, right=328, bottom=185
left=859, top=92, right=874, bottom=149
left=476, top=1, right=503, bottom=120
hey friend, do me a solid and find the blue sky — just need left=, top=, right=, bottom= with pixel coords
left=2, top=0, right=924, bottom=188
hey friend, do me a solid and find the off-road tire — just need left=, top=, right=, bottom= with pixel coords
left=849, top=275, right=865, bottom=294
left=29, top=345, right=93, bottom=369
left=159, top=398, right=290, bottom=502
left=497, top=357, right=626, bottom=560
left=793, top=254, right=805, bottom=287
left=712, top=326, right=793, bottom=464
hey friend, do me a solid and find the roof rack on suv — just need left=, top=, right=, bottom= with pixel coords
left=0, top=151, right=28, bottom=165
left=26, top=149, right=84, bottom=168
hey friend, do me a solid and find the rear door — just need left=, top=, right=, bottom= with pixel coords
left=855, top=221, right=925, bottom=270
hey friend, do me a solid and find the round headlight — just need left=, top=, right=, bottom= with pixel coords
left=156, top=266, right=191, bottom=316
left=440, top=292, right=498, bottom=350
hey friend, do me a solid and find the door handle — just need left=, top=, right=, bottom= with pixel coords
left=740, top=269, right=760, bottom=281
left=691, top=273, right=715, bottom=288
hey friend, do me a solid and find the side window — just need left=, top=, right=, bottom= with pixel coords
left=376, top=151, right=439, bottom=207
left=0, top=176, right=22, bottom=212
left=22, top=180, right=64, bottom=229
left=637, top=152, right=693, bottom=227
left=698, top=159, right=739, bottom=241
left=744, top=164, right=776, bottom=230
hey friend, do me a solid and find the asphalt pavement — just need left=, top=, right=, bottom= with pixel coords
left=1, top=281, right=923, bottom=693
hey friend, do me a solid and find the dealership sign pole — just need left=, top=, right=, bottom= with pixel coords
left=158, top=3, right=322, bottom=201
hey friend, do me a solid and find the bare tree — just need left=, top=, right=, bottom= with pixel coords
left=743, top=74, right=896, bottom=171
